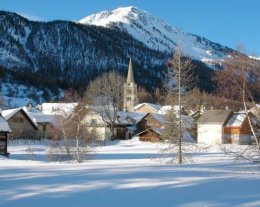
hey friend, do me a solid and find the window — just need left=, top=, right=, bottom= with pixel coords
left=127, top=89, right=132, bottom=93
left=12, top=117, right=24, bottom=123
left=126, top=97, right=131, bottom=101
left=90, top=119, right=97, bottom=125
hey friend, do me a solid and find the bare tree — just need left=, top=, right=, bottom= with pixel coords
left=51, top=90, right=97, bottom=163
left=214, top=52, right=260, bottom=161
left=164, top=48, right=196, bottom=164
left=84, top=71, right=125, bottom=140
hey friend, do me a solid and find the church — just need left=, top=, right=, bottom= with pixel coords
left=123, top=58, right=138, bottom=112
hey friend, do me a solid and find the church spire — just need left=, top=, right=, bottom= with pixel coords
left=127, top=58, right=134, bottom=84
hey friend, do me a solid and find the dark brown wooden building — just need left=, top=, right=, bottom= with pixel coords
left=0, top=115, right=12, bottom=156
left=137, top=113, right=165, bottom=132
left=138, top=128, right=162, bottom=142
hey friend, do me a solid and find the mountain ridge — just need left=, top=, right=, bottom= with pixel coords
left=79, top=6, right=235, bottom=65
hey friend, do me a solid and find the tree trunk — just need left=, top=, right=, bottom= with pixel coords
left=59, top=118, right=71, bottom=160
left=178, top=54, right=182, bottom=164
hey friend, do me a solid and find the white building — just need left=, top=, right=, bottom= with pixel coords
left=197, top=110, right=232, bottom=144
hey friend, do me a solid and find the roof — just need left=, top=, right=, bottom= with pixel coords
left=127, top=58, right=134, bottom=84
left=23, top=106, right=54, bottom=123
left=38, top=103, right=78, bottom=117
left=1, top=108, right=21, bottom=120
left=2, top=108, right=38, bottom=129
left=118, top=111, right=147, bottom=124
left=137, top=127, right=163, bottom=136
left=157, top=105, right=179, bottom=114
left=0, top=115, right=11, bottom=132
left=197, top=110, right=232, bottom=124
left=134, top=103, right=161, bottom=112
left=150, top=113, right=166, bottom=124
left=225, top=113, right=247, bottom=127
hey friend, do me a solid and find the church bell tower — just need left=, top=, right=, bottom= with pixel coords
left=123, top=58, right=138, bottom=112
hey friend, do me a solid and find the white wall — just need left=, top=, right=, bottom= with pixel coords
left=197, top=123, right=223, bottom=144
left=82, top=112, right=111, bottom=141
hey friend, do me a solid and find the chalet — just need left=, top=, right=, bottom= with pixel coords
left=0, top=113, right=11, bottom=156
left=137, top=113, right=165, bottom=133
left=224, top=112, right=252, bottom=144
left=197, top=110, right=232, bottom=144
left=117, top=111, right=147, bottom=139
left=23, top=103, right=54, bottom=139
left=134, top=103, right=161, bottom=113
left=2, top=108, right=38, bottom=140
left=138, top=128, right=162, bottom=142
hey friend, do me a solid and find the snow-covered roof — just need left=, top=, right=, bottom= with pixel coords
left=0, top=115, right=11, bottom=132
left=1, top=108, right=21, bottom=121
left=150, top=113, right=166, bottom=124
left=38, top=103, right=78, bottom=117
left=157, top=105, right=180, bottom=114
left=134, top=103, right=161, bottom=112
left=197, top=110, right=232, bottom=124
left=2, top=108, right=38, bottom=129
left=23, top=107, right=54, bottom=123
left=118, top=111, right=147, bottom=124
left=225, top=113, right=247, bottom=127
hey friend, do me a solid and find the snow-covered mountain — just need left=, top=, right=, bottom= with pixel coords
left=79, top=6, right=234, bottom=64
left=0, top=10, right=167, bottom=90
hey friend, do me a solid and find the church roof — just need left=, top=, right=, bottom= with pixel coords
left=127, top=58, right=134, bottom=84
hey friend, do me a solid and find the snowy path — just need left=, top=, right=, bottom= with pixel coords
left=1, top=139, right=260, bottom=207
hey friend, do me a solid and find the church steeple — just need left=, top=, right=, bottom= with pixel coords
left=123, top=58, right=138, bottom=112
left=127, top=58, right=134, bottom=84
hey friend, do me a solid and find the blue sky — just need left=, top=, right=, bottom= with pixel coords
left=1, top=0, right=260, bottom=56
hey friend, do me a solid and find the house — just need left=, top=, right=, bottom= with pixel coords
left=82, top=105, right=135, bottom=141
left=0, top=113, right=11, bottom=156
left=134, top=103, right=161, bottom=113
left=23, top=103, right=55, bottom=139
left=2, top=108, right=38, bottom=140
left=138, top=128, right=163, bottom=142
left=117, top=111, right=147, bottom=139
left=137, top=113, right=165, bottom=132
left=224, top=112, right=252, bottom=144
left=82, top=109, right=112, bottom=141
left=249, top=104, right=260, bottom=119
left=197, top=110, right=232, bottom=144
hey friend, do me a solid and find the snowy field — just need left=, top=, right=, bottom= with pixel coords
left=1, top=139, right=260, bottom=207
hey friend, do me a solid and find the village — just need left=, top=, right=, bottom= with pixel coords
left=1, top=59, right=259, bottom=157
left=1, top=2, right=260, bottom=206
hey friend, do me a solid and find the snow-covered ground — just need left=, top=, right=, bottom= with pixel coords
left=1, top=139, right=260, bottom=207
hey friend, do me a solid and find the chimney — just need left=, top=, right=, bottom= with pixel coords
left=28, top=102, right=33, bottom=111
